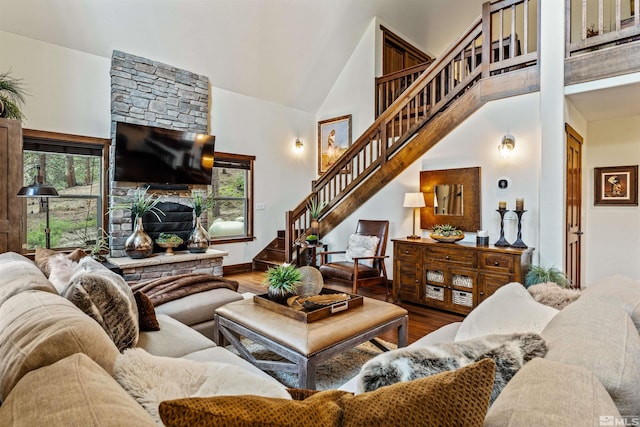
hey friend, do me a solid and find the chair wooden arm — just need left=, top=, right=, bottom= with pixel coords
left=351, top=255, right=389, bottom=261
left=318, top=250, right=346, bottom=265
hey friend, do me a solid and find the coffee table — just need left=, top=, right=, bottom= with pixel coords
left=214, top=297, right=408, bottom=389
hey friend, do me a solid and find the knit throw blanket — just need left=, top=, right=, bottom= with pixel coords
left=130, top=274, right=239, bottom=307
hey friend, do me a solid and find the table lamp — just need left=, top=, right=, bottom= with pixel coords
left=17, top=166, right=59, bottom=249
left=403, top=192, right=425, bottom=239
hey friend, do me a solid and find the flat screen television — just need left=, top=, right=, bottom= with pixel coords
left=114, top=122, right=215, bottom=186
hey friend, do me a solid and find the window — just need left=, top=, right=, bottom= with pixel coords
left=22, top=130, right=108, bottom=251
left=208, top=152, right=255, bottom=242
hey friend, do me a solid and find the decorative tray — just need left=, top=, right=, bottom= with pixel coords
left=253, top=288, right=363, bottom=323
left=429, top=233, right=465, bottom=243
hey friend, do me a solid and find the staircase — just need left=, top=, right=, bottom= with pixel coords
left=254, top=0, right=541, bottom=267
left=252, top=230, right=287, bottom=271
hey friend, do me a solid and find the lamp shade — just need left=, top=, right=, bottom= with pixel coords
left=403, top=192, right=426, bottom=208
left=17, top=182, right=59, bottom=197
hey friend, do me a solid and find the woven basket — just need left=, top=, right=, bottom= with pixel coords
left=295, top=266, right=324, bottom=297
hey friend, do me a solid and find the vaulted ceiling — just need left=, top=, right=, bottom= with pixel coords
left=0, top=0, right=452, bottom=113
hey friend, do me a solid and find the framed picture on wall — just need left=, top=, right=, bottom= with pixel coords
left=318, top=114, right=352, bottom=174
left=594, top=165, right=638, bottom=206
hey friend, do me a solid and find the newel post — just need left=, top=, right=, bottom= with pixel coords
left=481, top=1, right=491, bottom=79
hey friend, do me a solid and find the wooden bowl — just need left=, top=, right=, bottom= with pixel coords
left=429, top=233, right=464, bottom=243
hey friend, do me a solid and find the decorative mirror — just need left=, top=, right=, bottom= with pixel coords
left=419, top=167, right=481, bottom=231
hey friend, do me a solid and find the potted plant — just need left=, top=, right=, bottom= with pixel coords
left=306, top=195, right=326, bottom=238
left=429, top=224, right=464, bottom=243
left=263, top=263, right=302, bottom=303
left=187, top=190, right=214, bottom=253
left=525, top=265, right=571, bottom=288
left=155, top=233, right=183, bottom=255
left=123, top=187, right=165, bottom=259
left=0, top=69, right=27, bottom=120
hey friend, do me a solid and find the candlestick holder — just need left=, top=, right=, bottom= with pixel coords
left=510, top=209, right=528, bottom=248
left=494, top=208, right=511, bottom=247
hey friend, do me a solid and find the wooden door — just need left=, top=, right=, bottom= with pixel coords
left=0, top=118, right=23, bottom=253
left=381, top=26, right=432, bottom=75
left=565, top=124, right=583, bottom=288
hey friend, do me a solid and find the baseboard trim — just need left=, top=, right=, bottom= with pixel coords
left=223, top=263, right=253, bottom=275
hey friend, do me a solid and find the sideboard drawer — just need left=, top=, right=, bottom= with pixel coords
left=479, top=252, right=516, bottom=273
left=425, top=246, right=476, bottom=266
left=395, top=243, right=421, bottom=262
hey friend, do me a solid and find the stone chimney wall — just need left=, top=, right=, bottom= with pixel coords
left=109, top=50, right=210, bottom=257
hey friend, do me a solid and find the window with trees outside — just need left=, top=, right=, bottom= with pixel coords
left=22, top=131, right=107, bottom=252
left=208, top=152, right=254, bottom=242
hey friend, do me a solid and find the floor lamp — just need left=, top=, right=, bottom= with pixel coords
left=17, top=166, right=59, bottom=249
left=403, top=192, right=426, bottom=239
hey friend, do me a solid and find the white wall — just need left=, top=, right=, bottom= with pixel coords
left=209, top=87, right=316, bottom=265
left=584, top=115, right=640, bottom=284
left=0, top=31, right=111, bottom=137
left=0, top=30, right=316, bottom=267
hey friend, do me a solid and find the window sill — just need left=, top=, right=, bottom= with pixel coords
left=210, top=236, right=255, bottom=245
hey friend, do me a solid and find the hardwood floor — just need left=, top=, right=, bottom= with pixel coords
left=226, top=270, right=465, bottom=345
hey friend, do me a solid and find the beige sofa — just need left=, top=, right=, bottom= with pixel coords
left=340, top=278, right=640, bottom=426
left=0, top=252, right=287, bottom=426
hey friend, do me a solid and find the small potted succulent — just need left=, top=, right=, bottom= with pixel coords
left=155, top=233, right=183, bottom=255
left=429, top=224, right=464, bottom=243
left=263, top=263, right=302, bottom=303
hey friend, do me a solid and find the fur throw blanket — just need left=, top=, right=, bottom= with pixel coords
left=113, top=348, right=291, bottom=423
left=357, top=332, right=547, bottom=404
left=130, top=273, right=239, bottom=307
left=528, top=282, right=582, bottom=310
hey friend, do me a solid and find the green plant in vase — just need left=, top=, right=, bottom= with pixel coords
left=306, top=195, right=326, bottom=239
left=117, top=187, right=165, bottom=259
left=263, top=263, right=302, bottom=303
left=188, top=190, right=214, bottom=253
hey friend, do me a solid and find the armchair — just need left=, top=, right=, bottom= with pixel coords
left=318, top=220, right=390, bottom=295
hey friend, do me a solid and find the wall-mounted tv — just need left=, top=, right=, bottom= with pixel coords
left=114, top=122, right=215, bottom=186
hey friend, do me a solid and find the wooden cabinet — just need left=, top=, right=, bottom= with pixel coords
left=0, top=118, right=23, bottom=253
left=393, top=238, right=533, bottom=315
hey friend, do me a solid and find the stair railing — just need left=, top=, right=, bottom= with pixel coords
left=284, top=0, right=539, bottom=262
left=375, top=62, right=431, bottom=117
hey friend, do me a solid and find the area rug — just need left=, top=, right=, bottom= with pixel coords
left=226, top=339, right=396, bottom=390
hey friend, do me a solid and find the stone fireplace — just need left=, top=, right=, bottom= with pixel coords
left=108, top=50, right=211, bottom=257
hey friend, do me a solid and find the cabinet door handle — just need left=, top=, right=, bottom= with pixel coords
left=445, top=255, right=450, bottom=260
left=405, top=250, right=410, bottom=254
left=480, top=291, right=484, bottom=296
left=494, top=261, right=499, bottom=266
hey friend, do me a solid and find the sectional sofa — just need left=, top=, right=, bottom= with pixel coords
left=0, top=252, right=290, bottom=425
left=340, top=278, right=640, bottom=426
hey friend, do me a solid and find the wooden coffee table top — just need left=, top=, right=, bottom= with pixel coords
left=215, top=297, right=407, bottom=355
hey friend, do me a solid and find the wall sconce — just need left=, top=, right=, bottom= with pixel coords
left=294, top=138, right=303, bottom=151
left=403, top=192, right=426, bottom=239
left=498, top=134, right=515, bottom=158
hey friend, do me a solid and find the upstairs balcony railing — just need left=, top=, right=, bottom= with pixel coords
left=567, top=0, right=640, bottom=57
left=284, top=0, right=539, bottom=262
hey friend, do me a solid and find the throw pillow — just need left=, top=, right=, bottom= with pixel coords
left=485, top=358, right=621, bottom=426
left=135, top=291, right=160, bottom=331
left=527, top=281, right=582, bottom=310
left=454, top=282, right=558, bottom=342
left=357, top=332, right=547, bottom=405
left=344, top=234, right=379, bottom=268
left=0, top=353, right=156, bottom=426
left=158, top=359, right=496, bottom=427
left=34, top=247, right=86, bottom=277
left=0, top=252, right=57, bottom=306
left=47, top=254, right=78, bottom=294
left=64, top=257, right=139, bottom=351
left=0, top=290, right=119, bottom=401
left=114, top=348, right=291, bottom=423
